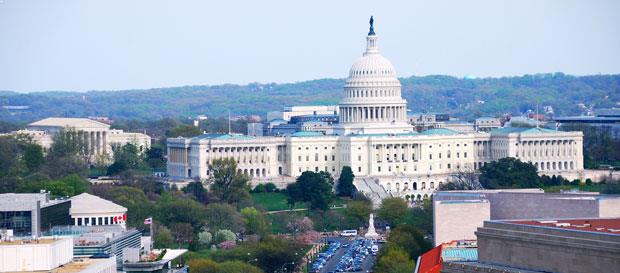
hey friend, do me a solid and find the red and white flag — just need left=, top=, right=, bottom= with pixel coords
left=144, top=217, right=152, bottom=225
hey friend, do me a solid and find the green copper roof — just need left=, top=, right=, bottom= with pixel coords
left=291, top=131, right=325, bottom=137
left=420, top=128, right=459, bottom=135
left=351, top=132, right=419, bottom=137
left=491, top=127, right=558, bottom=135
left=442, top=248, right=478, bottom=261
left=195, top=134, right=256, bottom=140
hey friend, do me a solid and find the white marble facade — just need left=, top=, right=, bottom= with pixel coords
left=167, top=20, right=584, bottom=200
left=15, top=117, right=150, bottom=163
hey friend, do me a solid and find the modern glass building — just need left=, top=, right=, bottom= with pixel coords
left=0, top=193, right=71, bottom=236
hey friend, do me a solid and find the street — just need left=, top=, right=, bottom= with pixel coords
left=313, top=237, right=380, bottom=273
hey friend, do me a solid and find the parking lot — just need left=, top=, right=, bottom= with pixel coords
left=309, top=236, right=380, bottom=273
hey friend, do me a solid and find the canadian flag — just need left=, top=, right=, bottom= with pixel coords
left=144, top=217, right=153, bottom=225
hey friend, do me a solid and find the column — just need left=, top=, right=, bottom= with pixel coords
left=96, top=131, right=102, bottom=155
left=90, top=132, right=95, bottom=156
left=102, top=131, right=107, bottom=155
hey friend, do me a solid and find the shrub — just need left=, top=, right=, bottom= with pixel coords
left=214, top=229, right=236, bottom=244
left=265, top=183, right=277, bottom=193
left=253, top=184, right=266, bottom=193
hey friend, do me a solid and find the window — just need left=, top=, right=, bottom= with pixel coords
left=298, top=156, right=301, bottom=161
left=464, top=152, right=467, bottom=158
left=429, top=154, right=433, bottom=160
left=358, top=155, right=362, bottom=161
left=358, top=167, right=362, bottom=172
left=306, top=156, right=309, bottom=161
left=315, top=167, right=319, bottom=172
left=332, top=155, right=336, bottom=161
left=447, top=163, right=451, bottom=169
left=325, top=155, right=328, bottom=161
left=457, top=152, right=460, bottom=158
left=439, top=153, right=442, bottom=159
left=378, top=166, right=381, bottom=172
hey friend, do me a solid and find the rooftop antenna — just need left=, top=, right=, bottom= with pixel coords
left=228, top=110, right=231, bottom=135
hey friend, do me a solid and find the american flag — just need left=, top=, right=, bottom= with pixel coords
left=144, top=217, right=152, bottom=225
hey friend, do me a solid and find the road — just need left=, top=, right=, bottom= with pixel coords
left=318, top=237, right=380, bottom=273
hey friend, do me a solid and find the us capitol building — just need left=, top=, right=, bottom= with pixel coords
left=168, top=19, right=584, bottom=201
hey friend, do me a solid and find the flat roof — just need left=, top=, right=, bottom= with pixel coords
left=0, top=193, right=69, bottom=211
left=508, top=218, right=620, bottom=235
left=0, top=238, right=60, bottom=246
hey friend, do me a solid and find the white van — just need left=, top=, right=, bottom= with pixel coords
left=340, top=230, right=358, bottom=237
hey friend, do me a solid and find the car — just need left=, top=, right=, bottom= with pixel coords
left=340, top=230, right=358, bottom=237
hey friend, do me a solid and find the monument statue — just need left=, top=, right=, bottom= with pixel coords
left=365, top=213, right=379, bottom=239
left=368, top=16, right=375, bottom=36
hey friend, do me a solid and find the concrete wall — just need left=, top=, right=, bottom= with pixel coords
left=433, top=200, right=490, bottom=246
left=0, top=237, right=73, bottom=272
left=432, top=191, right=620, bottom=246
left=475, top=221, right=620, bottom=273
left=487, top=192, right=600, bottom=220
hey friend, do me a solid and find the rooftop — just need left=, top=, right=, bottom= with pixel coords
left=0, top=193, right=69, bottom=211
left=70, top=193, right=126, bottom=215
left=0, top=238, right=58, bottom=246
left=193, top=133, right=256, bottom=140
left=509, top=218, right=620, bottom=235
left=28, top=117, right=110, bottom=129
left=419, top=128, right=459, bottom=135
left=490, top=127, right=559, bottom=135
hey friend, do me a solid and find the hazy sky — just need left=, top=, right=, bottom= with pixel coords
left=1, top=0, right=619, bottom=92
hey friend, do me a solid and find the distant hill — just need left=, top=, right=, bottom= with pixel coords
left=1, top=73, right=619, bottom=124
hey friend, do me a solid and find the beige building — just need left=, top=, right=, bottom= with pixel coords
left=15, top=117, right=151, bottom=163
left=167, top=20, right=584, bottom=201
left=442, top=218, right=620, bottom=273
left=433, top=190, right=620, bottom=246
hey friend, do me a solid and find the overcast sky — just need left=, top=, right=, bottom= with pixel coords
left=1, top=0, right=619, bottom=92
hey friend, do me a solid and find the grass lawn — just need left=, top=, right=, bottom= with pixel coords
left=251, top=192, right=307, bottom=211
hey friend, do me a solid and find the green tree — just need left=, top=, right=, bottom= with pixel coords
left=240, top=207, right=268, bottom=236
left=205, top=203, right=245, bottom=233
left=23, top=144, right=44, bottom=173
left=209, top=158, right=252, bottom=206
left=156, top=197, right=207, bottom=230
left=336, top=166, right=356, bottom=197
left=479, top=157, right=542, bottom=189
left=386, top=224, right=432, bottom=261
left=183, top=181, right=209, bottom=203
left=254, top=236, right=302, bottom=273
left=154, top=225, right=174, bottom=248
left=197, top=230, right=212, bottom=246
left=344, top=200, right=372, bottom=228
left=168, top=124, right=202, bottom=138
left=108, top=143, right=146, bottom=175
left=377, top=197, right=409, bottom=227
left=287, top=171, right=335, bottom=211
left=43, top=129, right=88, bottom=179
left=213, top=229, right=236, bottom=244
left=0, top=136, right=23, bottom=192
left=374, top=245, right=415, bottom=273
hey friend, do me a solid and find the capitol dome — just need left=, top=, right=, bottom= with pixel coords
left=348, top=53, right=397, bottom=79
left=335, top=16, right=412, bottom=136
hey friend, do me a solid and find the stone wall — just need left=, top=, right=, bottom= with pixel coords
left=433, top=200, right=490, bottom=246
left=474, top=221, right=620, bottom=273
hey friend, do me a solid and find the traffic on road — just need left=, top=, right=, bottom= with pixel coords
left=309, top=236, right=380, bottom=273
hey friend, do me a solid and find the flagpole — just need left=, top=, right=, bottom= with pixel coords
left=150, top=217, right=154, bottom=251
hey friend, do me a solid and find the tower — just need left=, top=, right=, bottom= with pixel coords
left=335, top=17, right=413, bottom=135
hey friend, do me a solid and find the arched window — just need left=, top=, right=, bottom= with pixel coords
left=413, top=182, right=417, bottom=190
left=278, top=166, right=282, bottom=175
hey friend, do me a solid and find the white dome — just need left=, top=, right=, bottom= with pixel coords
left=348, top=54, right=397, bottom=79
